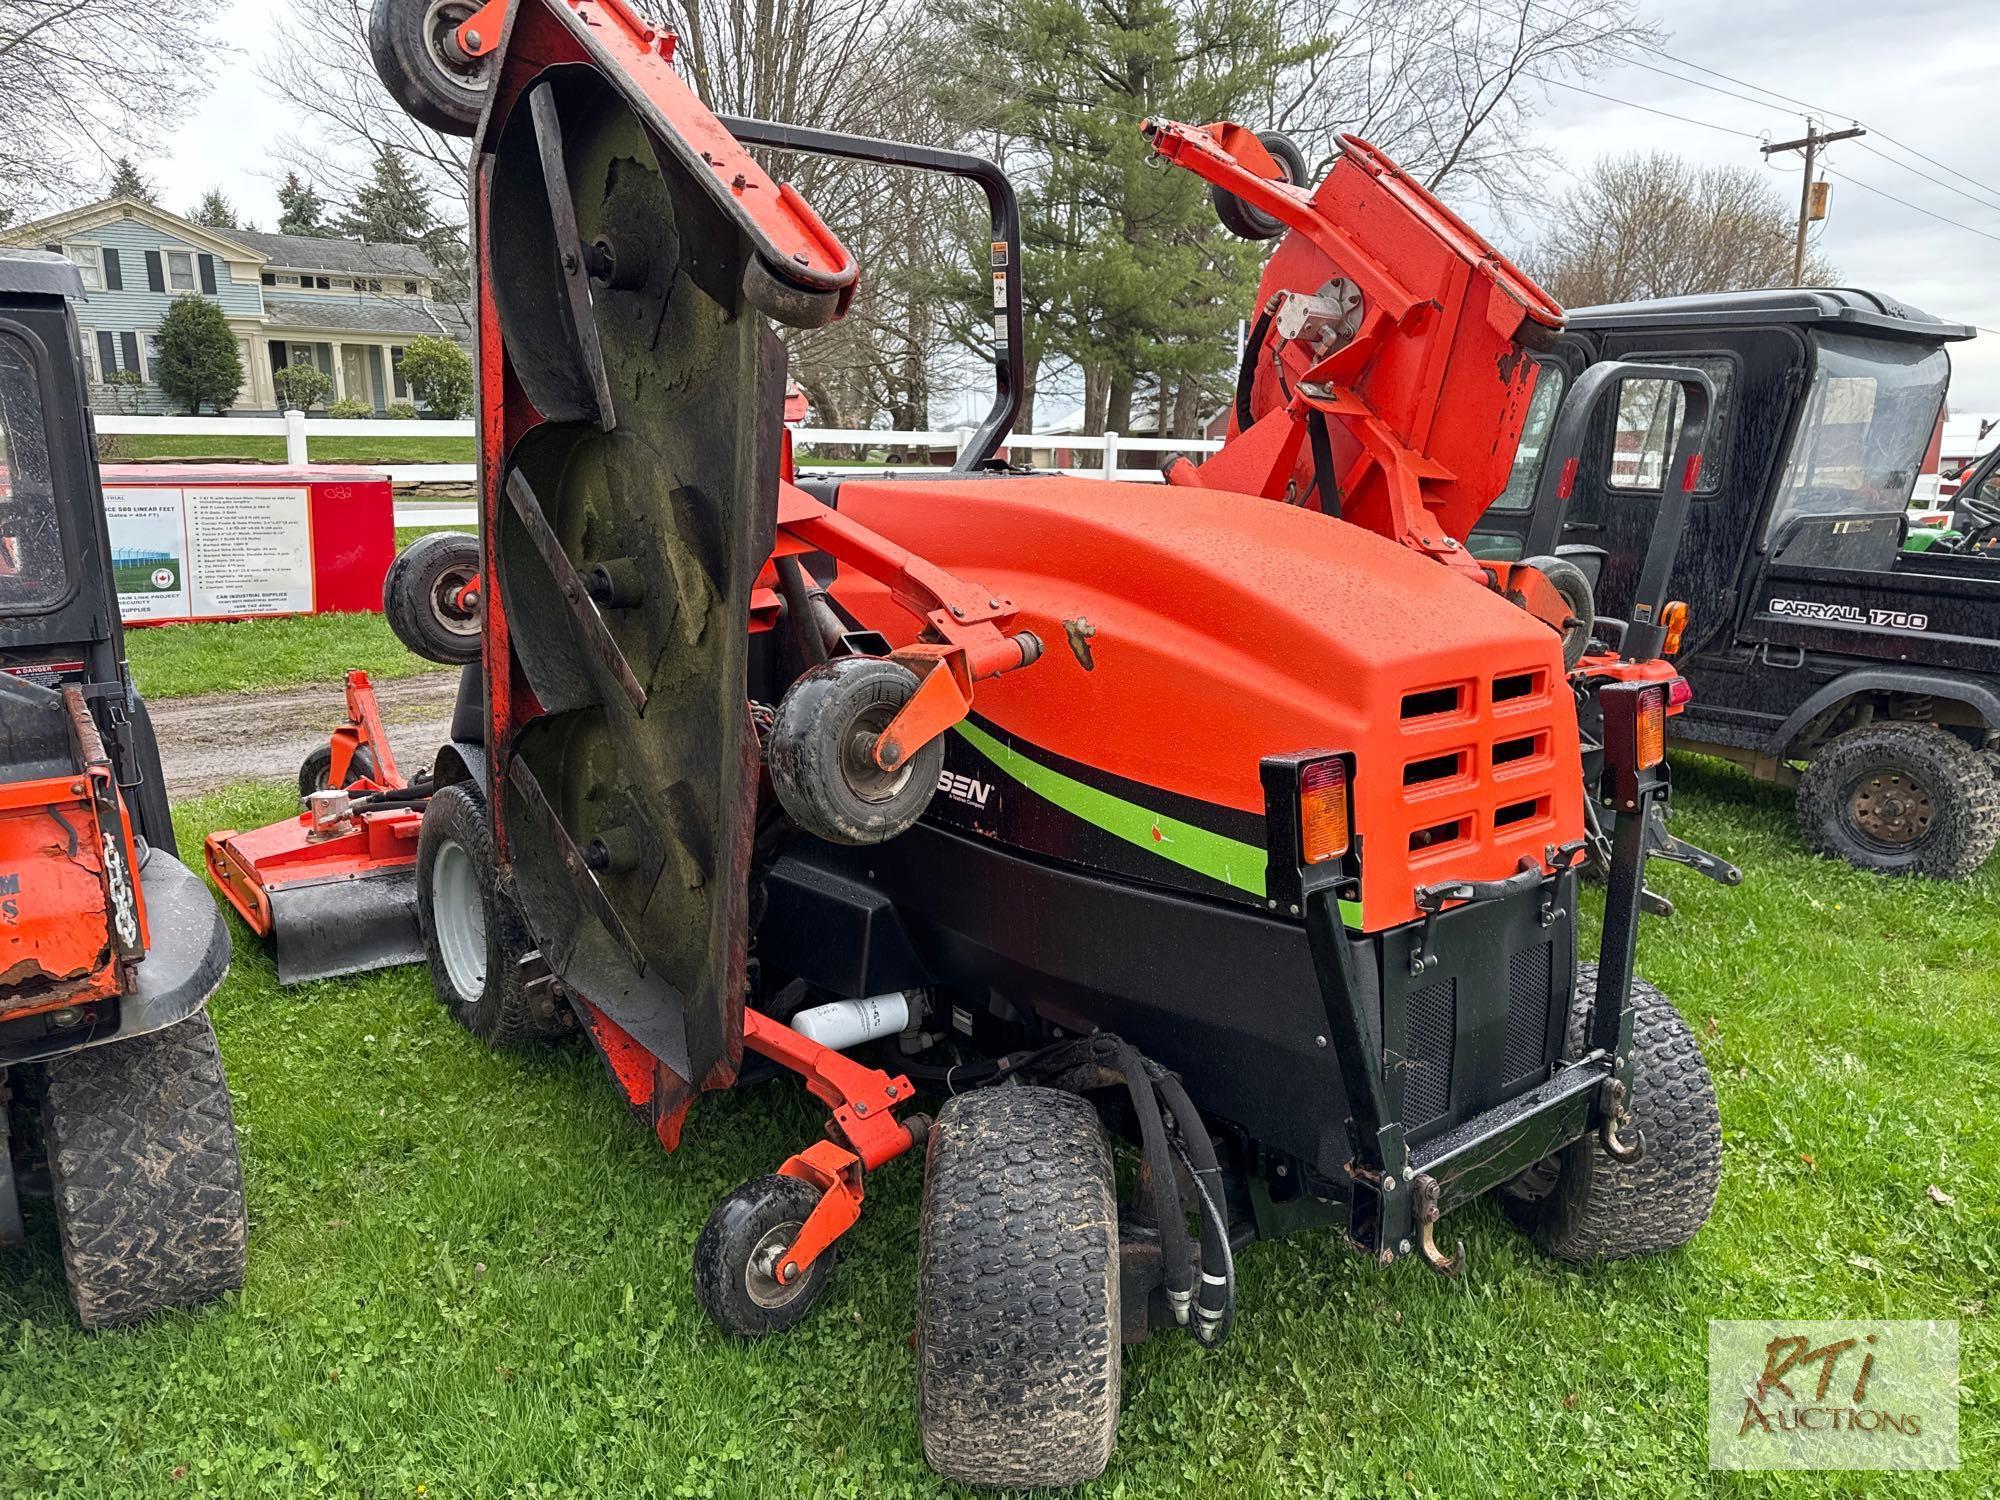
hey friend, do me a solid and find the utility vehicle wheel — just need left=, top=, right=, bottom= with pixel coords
left=297, top=744, right=378, bottom=796
left=416, top=783, right=567, bottom=1047
left=915, top=1086, right=1120, bottom=1490
left=692, top=1175, right=833, bottom=1337
left=1795, top=722, right=2000, bottom=879
left=1211, top=131, right=1309, bottom=241
left=766, top=657, right=944, bottom=846
left=1503, top=964, right=1720, bottom=1260
left=1520, top=553, right=1596, bottom=669
left=41, top=1014, right=247, bottom=1329
left=368, top=0, right=492, bottom=137
left=384, top=530, right=483, bottom=665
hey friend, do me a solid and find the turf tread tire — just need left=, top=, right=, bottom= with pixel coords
left=1796, top=722, right=2000, bottom=879
left=915, top=1085, right=1120, bottom=1490
left=1505, top=965, right=1721, bottom=1260
left=41, top=1014, right=247, bottom=1329
left=416, top=782, right=568, bottom=1048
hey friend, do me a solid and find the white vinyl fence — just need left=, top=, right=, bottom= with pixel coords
left=94, top=414, right=1226, bottom=524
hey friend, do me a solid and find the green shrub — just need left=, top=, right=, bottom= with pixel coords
left=155, top=295, right=244, bottom=415
left=384, top=401, right=421, bottom=419
left=399, top=335, right=474, bottom=420
left=327, top=397, right=373, bottom=418
left=273, top=363, right=333, bottom=413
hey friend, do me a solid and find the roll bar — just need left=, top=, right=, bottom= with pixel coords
left=719, top=115, right=1025, bottom=472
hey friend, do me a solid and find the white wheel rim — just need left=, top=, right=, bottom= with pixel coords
left=432, top=838, right=487, bottom=1000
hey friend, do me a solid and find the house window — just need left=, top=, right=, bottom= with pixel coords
left=332, top=277, right=352, bottom=290
left=166, top=249, right=196, bottom=292
left=391, top=346, right=408, bottom=399
left=143, top=332, right=164, bottom=380
left=277, top=274, right=300, bottom=287
left=404, top=280, right=420, bottom=296
left=262, top=273, right=276, bottom=286
left=78, top=329, right=99, bottom=385
left=314, top=275, right=331, bottom=290
left=65, top=244, right=104, bottom=292
left=361, top=278, right=382, bottom=294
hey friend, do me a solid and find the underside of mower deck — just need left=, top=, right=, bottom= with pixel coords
left=262, top=0, right=1732, bottom=1485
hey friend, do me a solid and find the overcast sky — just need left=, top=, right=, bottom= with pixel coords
left=149, top=0, right=2000, bottom=410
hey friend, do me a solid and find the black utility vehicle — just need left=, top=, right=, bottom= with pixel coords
left=1475, top=289, right=1999, bottom=880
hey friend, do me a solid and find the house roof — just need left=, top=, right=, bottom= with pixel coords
left=0, top=196, right=264, bottom=263
left=263, top=296, right=463, bottom=339
left=233, top=229, right=440, bottom=280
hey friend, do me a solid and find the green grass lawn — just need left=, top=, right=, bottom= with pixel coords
left=101, top=434, right=474, bottom=466
left=0, top=765, right=1992, bottom=1497
left=125, top=612, right=435, bottom=700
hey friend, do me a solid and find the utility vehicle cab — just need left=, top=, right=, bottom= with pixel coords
left=1474, top=289, right=2000, bottom=879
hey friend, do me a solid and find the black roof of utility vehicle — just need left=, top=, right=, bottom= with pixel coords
left=1563, top=287, right=1976, bottom=344
left=0, top=246, right=86, bottom=300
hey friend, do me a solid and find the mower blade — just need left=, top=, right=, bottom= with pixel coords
left=266, top=869, right=424, bottom=986
left=529, top=81, right=617, bottom=432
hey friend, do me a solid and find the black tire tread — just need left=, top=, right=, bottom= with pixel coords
left=915, top=1086, right=1120, bottom=1490
left=1211, top=131, right=1308, bottom=241
left=368, top=0, right=485, bottom=137
left=1507, top=965, right=1721, bottom=1261
left=416, top=783, right=567, bottom=1047
left=691, top=1174, right=831, bottom=1337
left=42, top=1013, right=247, bottom=1329
left=767, top=657, right=943, bottom=846
left=384, top=530, right=482, bottom=666
left=1796, top=721, right=2000, bottom=879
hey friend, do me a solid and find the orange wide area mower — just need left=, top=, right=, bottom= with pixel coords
left=328, top=0, right=1727, bottom=1485
left=0, top=250, right=246, bottom=1329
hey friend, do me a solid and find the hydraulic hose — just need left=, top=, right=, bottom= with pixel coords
left=1150, top=1066, right=1234, bottom=1347
left=1234, top=304, right=1275, bottom=434
left=1112, top=1039, right=1197, bottom=1327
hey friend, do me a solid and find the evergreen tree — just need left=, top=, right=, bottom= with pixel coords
left=105, top=157, right=157, bottom=203
left=275, top=171, right=330, bottom=237
left=188, top=188, right=240, bottom=229
left=931, top=0, right=1313, bottom=434
left=336, top=148, right=470, bottom=299
left=154, top=295, right=244, bottom=414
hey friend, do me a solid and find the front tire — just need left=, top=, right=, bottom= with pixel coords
left=766, top=657, right=944, bottom=846
left=384, top=530, right=483, bottom=665
left=1796, top=722, right=2000, bottom=879
left=368, top=0, right=492, bottom=137
left=42, top=1014, right=247, bottom=1329
left=915, top=1086, right=1121, bottom=1490
left=692, top=1175, right=833, bottom=1338
left=1503, top=965, right=1721, bottom=1260
left=416, top=783, right=567, bottom=1047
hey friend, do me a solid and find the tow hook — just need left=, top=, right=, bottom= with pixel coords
left=1596, top=1077, right=1646, bottom=1163
left=1412, top=1174, right=1463, bottom=1277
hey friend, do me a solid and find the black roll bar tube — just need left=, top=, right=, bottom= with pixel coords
left=719, top=115, right=1025, bottom=473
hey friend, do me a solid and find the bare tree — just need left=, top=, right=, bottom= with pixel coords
left=1529, top=152, right=1838, bottom=307
left=1268, top=0, right=1660, bottom=214
left=0, top=0, right=225, bottom=220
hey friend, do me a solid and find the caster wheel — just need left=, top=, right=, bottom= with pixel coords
left=368, top=0, right=492, bottom=137
left=298, top=743, right=378, bottom=796
left=1212, top=130, right=1309, bottom=241
left=693, top=1175, right=832, bottom=1337
left=384, top=531, right=482, bottom=665
left=766, top=657, right=945, bottom=846
left=1520, top=553, right=1597, bottom=669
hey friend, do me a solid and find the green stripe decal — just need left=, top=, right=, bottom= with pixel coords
left=954, top=721, right=1267, bottom=898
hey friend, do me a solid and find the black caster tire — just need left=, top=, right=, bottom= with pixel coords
left=384, top=530, right=483, bottom=665
left=42, top=1013, right=247, bottom=1329
left=915, top=1086, right=1121, bottom=1489
left=767, top=657, right=944, bottom=846
left=692, top=1174, right=833, bottom=1338
left=416, top=782, right=568, bottom=1047
left=298, top=743, right=379, bottom=796
left=1795, top=722, right=2000, bottom=879
left=1520, top=553, right=1597, bottom=669
left=1212, top=131, right=1309, bottom=241
left=1503, top=964, right=1721, bottom=1260
left=368, top=0, right=492, bottom=137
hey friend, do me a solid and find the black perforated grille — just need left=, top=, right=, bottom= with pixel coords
left=1503, top=941, right=1555, bottom=1085
left=1401, top=976, right=1456, bottom=1127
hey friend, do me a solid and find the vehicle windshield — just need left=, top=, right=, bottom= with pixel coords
left=1488, top=360, right=1567, bottom=513
left=1766, top=333, right=1950, bottom=545
left=0, top=331, right=67, bottom=615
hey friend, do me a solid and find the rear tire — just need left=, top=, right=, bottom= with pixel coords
left=1211, top=131, right=1309, bottom=241
left=416, top=783, right=568, bottom=1047
left=1503, top=965, right=1720, bottom=1260
left=767, top=657, right=944, bottom=846
left=915, top=1086, right=1120, bottom=1489
left=385, top=531, right=483, bottom=665
left=368, top=0, right=491, bottom=137
left=42, top=1014, right=247, bottom=1329
left=1796, top=722, right=2000, bottom=879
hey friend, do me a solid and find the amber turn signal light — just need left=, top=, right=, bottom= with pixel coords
left=1661, top=600, right=1690, bottom=655
left=1299, top=759, right=1350, bottom=863
left=1636, top=686, right=1667, bottom=770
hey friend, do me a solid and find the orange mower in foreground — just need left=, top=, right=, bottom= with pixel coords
left=328, top=0, right=1727, bottom=1486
